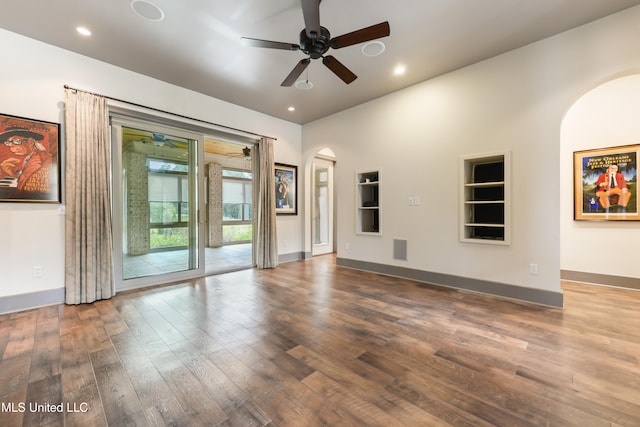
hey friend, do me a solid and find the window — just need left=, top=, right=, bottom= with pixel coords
left=148, top=158, right=190, bottom=249
left=222, top=169, right=253, bottom=243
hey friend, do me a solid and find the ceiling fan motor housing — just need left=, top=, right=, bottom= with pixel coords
left=240, top=0, right=389, bottom=86
left=299, top=26, right=331, bottom=59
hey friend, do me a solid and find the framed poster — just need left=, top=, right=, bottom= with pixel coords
left=574, top=144, right=639, bottom=220
left=275, top=163, right=297, bottom=215
left=0, top=114, right=60, bottom=203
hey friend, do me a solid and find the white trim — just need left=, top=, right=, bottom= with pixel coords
left=110, top=116, right=206, bottom=291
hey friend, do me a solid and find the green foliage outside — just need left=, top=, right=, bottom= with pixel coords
left=150, top=228, right=189, bottom=249
left=150, top=224, right=252, bottom=249
left=150, top=201, right=188, bottom=223
left=223, top=203, right=252, bottom=221
left=223, top=224, right=252, bottom=243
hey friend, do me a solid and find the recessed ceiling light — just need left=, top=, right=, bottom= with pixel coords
left=288, top=107, right=295, bottom=112
left=362, top=41, right=385, bottom=57
left=394, top=64, right=406, bottom=76
left=76, top=27, right=92, bottom=36
left=294, top=80, right=314, bottom=90
left=130, top=0, right=165, bottom=21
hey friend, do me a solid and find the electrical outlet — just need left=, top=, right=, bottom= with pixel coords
left=32, top=265, right=43, bottom=278
left=529, top=263, right=539, bottom=275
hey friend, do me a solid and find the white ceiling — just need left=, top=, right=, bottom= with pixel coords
left=1, top=0, right=639, bottom=124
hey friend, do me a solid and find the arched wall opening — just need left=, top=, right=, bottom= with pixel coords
left=560, top=73, right=640, bottom=289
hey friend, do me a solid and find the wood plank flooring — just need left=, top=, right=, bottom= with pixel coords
left=1, top=255, right=639, bottom=426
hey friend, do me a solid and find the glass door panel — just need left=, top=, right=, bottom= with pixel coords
left=112, top=120, right=203, bottom=288
left=203, top=152, right=255, bottom=275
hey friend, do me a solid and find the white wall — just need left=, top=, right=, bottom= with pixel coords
left=561, top=74, right=640, bottom=279
left=0, top=29, right=302, bottom=302
left=3, top=4, right=640, bottom=309
left=302, top=5, right=640, bottom=294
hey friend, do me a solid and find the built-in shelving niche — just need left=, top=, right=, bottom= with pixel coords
left=356, top=170, right=381, bottom=235
left=460, top=152, right=510, bottom=245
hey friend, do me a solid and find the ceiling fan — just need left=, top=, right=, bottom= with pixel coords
left=218, top=146, right=252, bottom=160
left=132, top=133, right=184, bottom=148
left=241, top=0, right=390, bottom=86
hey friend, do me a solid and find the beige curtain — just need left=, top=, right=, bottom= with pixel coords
left=64, top=88, right=115, bottom=304
left=255, top=137, right=278, bottom=268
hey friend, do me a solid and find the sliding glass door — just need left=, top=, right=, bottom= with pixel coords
left=202, top=138, right=255, bottom=275
left=111, top=119, right=204, bottom=289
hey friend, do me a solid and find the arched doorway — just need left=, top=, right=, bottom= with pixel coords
left=560, top=73, right=640, bottom=288
left=310, top=148, right=336, bottom=256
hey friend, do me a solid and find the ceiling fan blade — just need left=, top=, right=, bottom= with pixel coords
left=301, top=0, right=321, bottom=39
left=330, top=21, right=390, bottom=49
left=281, top=58, right=311, bottom=87
left=322, top=55, right=357, bottom=84
left=241, top=37, right=299, bottom=51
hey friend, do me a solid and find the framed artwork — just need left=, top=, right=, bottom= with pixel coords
left=574, top=144, right=639, bottom=221
left=0, top=114, right=60, bottom=203
left=275, top=163, right=297, bottom=215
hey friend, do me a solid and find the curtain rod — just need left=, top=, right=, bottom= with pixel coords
left=63, top=85, right=277, bottom=141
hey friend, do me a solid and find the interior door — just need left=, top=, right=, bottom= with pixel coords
left=312, top=158, right=334, bottom=256
left=111, top=118, right=204, bottom=290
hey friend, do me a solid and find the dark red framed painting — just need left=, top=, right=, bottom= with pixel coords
left=0, top=113, right=60, bottom=203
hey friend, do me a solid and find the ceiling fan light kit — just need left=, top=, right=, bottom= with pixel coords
left=241, top=0, right=390, bottom=87
left=295, top=80, right=314, bottom=90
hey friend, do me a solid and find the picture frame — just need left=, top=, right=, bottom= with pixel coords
left=0, top=113, right=60, bottom=203
left=573, top=144, right=639, bottom=221
left=275, top=163, right=297, bottom=215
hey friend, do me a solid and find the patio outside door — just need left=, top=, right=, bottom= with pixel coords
left=111, top=119, right=204, bottom=290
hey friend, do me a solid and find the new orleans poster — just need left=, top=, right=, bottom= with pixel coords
left=574, top=144, right=638, bottom=220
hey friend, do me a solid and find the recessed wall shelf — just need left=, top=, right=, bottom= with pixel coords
left=460, top=152, right=510, bottom=245
left=356, top=170, right=381, bottom=235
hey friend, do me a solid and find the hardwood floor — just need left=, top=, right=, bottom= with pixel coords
left=1, top=255, right=639, bottom=426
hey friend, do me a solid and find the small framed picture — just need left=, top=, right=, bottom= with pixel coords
left=0, top=114, right=60, bottom=203
left=275, top=163, right=297, bottom=215
left=573, top=144, right=639, bottom=220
